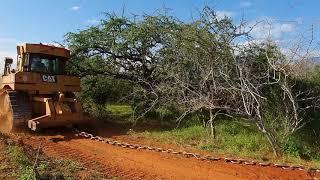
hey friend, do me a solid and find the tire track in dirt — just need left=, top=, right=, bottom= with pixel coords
left=20, top=132, right=318, bottom=180
left=22, top=136, right=154, bottom=180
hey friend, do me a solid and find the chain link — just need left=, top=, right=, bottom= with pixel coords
left=72, top=128, right=320, bottom=173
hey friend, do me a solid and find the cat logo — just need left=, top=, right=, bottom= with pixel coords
left=42, top=75, right=56, bottom=83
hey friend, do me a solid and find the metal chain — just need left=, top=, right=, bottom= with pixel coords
left=72, top=128, right=320, bottom=173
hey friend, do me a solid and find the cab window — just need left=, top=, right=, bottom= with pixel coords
left=29, top=54, right=65, bottom=75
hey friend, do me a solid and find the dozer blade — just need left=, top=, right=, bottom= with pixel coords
left=27, top=95, right=91, bottom=131
left=0, top=90, right=31, bottom=133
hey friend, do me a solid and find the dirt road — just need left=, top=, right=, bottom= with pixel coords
left=18, top=127, right=319, bottom=180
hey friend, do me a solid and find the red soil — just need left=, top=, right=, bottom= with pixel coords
left=18, top=126, right=320, bottom=180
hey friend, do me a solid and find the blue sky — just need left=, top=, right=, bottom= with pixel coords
left=1, top=0, right=320, bottom=62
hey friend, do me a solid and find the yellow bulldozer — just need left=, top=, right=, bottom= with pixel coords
left=0, top=43, right=90, bottom=133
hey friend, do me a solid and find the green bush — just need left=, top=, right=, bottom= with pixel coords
left=80, top=75, right=133, bottom=105
left=282, top=140, right=302, bottom=157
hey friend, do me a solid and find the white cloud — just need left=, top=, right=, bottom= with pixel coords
left=240, top=1, right=253, bottom=7
left=280, top=23, right=295, bottom=32
left=70, top=6, right=81, bottom=11
left=239, top=17, right=318, bottom=62
left=216, top=10, right=233, bottom=20
left=86, top=19, right=100, bottom=25
left=250, top=18, right=296, bottom=40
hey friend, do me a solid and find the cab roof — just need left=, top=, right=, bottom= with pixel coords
left=17, top=43, right=70, bottom=59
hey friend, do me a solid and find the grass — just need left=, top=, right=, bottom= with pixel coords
left=6, top=145, right=35, bottom=179
left=133, top=121, right=320, bottom=168
left=106, top=104, right=134, bottom=122
left=106, top=104, right=271, bottom=159
left=36, top=158, right=83, bottom=179
left=5, top=144, right=105, bottom=179
left=106, top=104, right=133, bottom=117
left=138, top=120, right=271, bottom=159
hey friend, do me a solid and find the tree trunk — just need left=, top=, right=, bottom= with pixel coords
left=255, top=121, right=278, bottom=156
left=264, top=131, right=278, bottom=156
left=209, top=109, right=216, bottom=139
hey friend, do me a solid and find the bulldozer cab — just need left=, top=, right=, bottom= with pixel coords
left=0, top=43, right=80, bottom=93
left=16, top=43, right=69, bottom=74
left=2, top=43, right=69, bottom=78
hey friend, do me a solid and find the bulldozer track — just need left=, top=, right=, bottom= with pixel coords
left=0, top=90, right=32, bottom=133
left=6, top=90, right=32, bottom=126
left=72, top=128, right=320, bottom=174
left=7, top=90, right=32, bottom=126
